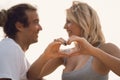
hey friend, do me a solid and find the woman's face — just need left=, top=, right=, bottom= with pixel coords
left=64, top=19, right=81, bottom=37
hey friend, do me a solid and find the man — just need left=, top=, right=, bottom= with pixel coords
left=0, top=3, right=66, bottom=80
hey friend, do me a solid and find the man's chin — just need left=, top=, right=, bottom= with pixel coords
left=32, top=39, right=38, bottom=44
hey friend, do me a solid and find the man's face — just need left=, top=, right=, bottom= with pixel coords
left=22, top=10, right=42, bottom=44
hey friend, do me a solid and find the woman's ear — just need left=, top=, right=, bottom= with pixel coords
left=15, top=22, right=24, bottom=31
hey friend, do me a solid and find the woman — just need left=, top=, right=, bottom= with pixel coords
left=38, top=1, right=120, bottom=80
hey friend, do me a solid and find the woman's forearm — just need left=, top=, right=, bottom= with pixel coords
left=91, top=47, right=120, bottom=76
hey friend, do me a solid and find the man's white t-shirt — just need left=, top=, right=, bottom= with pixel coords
left=0, top=38, right=30, bottom=80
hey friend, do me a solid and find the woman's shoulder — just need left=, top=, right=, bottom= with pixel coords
left=100, top=42, right=119, bottom=50
left=99, top=42, right=120, bottom=56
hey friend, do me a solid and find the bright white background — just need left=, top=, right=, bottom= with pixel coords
left=0, top=0, right=120, bottom=80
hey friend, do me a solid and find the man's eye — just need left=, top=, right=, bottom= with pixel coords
left=34, top=20, right=39, bottom=24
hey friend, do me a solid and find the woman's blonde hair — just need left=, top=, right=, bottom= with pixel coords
left=67, top=1, right=105, bottom=45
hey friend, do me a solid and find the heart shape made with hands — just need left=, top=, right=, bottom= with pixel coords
left=60, top=42, right=80, bottom=55
left=60, top=42, right=75, bottom=49
left=54, top=38, right=75, bottom=49
left=54, top=38, right=80, bottom=55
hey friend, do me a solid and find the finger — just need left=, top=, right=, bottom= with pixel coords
left=57, top=51, right=69, bottom=58
left=54, top=38, right=67, bottom=46
left=68, top=53, right=79, bottom=57
left=45, top=41, right=61, bottom=52
left=67, top=36, right=77, bottom=45
left=67, top=35, right=83, bottom=45
left=58, top=53, right=68, bottom=58
left=52, top=41, right=62, bottom=51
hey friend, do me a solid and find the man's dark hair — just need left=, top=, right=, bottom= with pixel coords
left=2, top=3, right=37, bottom=39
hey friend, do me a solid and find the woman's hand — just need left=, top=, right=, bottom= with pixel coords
left=67, top=35, right=94, bottom=56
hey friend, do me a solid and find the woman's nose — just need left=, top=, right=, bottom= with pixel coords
left=64, top=23, right=67, bottom=29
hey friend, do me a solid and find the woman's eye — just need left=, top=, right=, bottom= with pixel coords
left=67, top=20, right=71, bottom=23
left=66, top=20, right=72, bottom=26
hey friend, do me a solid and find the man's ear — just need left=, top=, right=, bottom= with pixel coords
left=15, top=22, right=24, bottom=31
